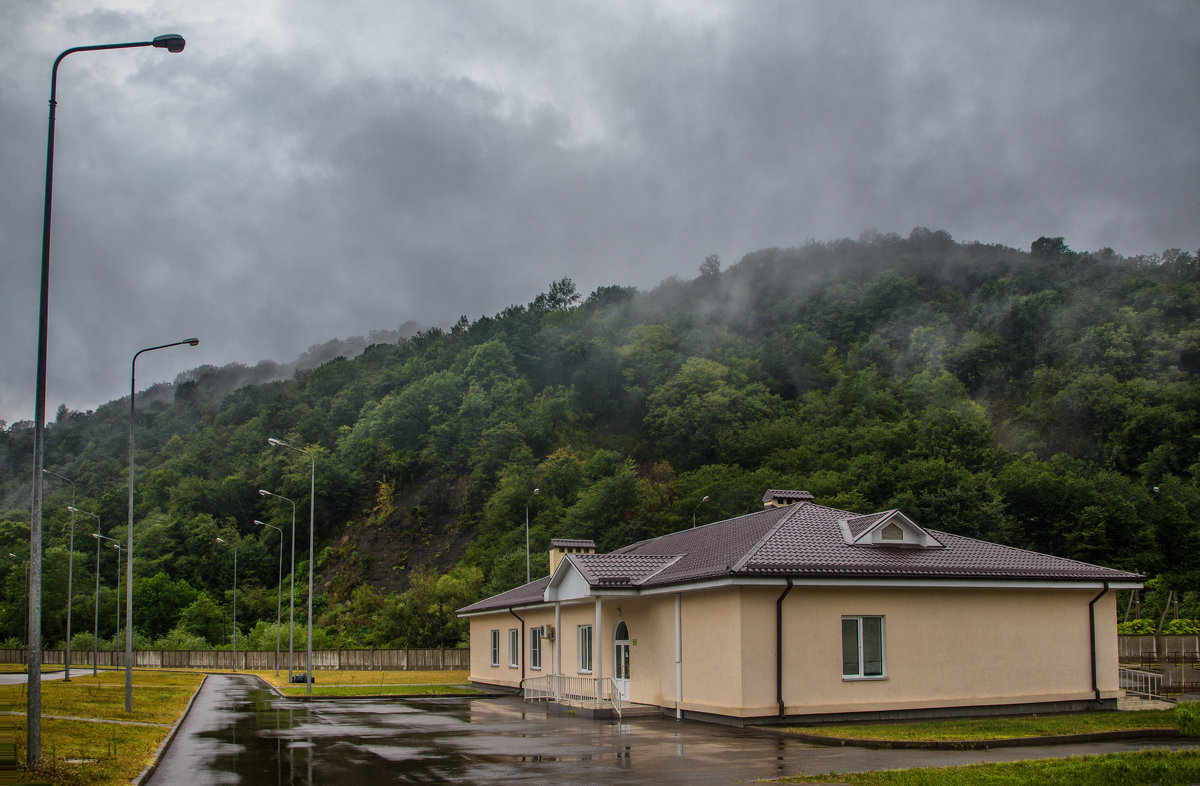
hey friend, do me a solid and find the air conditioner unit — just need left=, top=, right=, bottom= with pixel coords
left=540, top=624, right=555, bottom=640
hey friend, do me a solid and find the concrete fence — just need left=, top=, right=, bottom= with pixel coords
left=0, top=647, right=469, bottom=671
left=1118, top=635, right=1200, bottom=664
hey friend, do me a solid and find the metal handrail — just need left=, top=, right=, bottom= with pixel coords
left=1119, top=666, right=1165, bottom=701
left=523, top=674, right=623, bottom=718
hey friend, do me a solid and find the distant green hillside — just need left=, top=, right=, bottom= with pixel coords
left=2, top=229, right=1197, bottom=649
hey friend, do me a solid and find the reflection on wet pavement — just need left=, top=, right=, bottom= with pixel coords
left=147, top=674, right=1196, bottom=785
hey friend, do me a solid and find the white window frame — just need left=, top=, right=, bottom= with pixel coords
left=530, top=627, right=542, bottom=670
left=489, top=629, right=500, bottom=667
left=841, top=615, right=886, bottom=680
left=578, top=624, right=593, bottom=673
left=508, top=628, right=520, bottom=668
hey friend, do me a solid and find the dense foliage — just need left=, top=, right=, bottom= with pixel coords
left=2, top=230, right=1198, bottom=649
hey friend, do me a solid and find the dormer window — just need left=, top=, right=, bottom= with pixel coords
left=841, top=510, right=944, bottom=549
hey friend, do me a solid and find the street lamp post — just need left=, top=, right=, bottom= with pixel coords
left=68, top=506, right=100, bottom=675
left=29, top=33, right=185, bottom=758
left=525, top=489, right=539, bottom=584
left=692, top=495, right=710, bottom=529
left=93, top=534, right=120, bottom=664
left=127, top=337, right=197, bottom=710
left=267, top=438, right=314, bottom=694
left=43, top=470, right=75, bottom=681
left=216, top=538, right=237, bottom=671
left=259, top=490, right=296, bottom=682
left=254, top=520, right=283, bottom=676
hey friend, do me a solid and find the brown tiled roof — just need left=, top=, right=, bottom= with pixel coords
left=458, top=501, right=1140, bottom=614
left=457, top=576, right=551, bottom=614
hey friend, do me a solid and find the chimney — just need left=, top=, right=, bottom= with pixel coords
left=549, top=538, right=596, bottom=575
left=762, top=489, right=815, bottom=509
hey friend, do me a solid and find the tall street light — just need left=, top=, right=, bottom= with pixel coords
left=68, top=506, right=99, bottom=675
left=255, top=520, right=283, bottom=676
left=29, top=33, right=185, bottom=759
left=525, top=488, right=539, bottom=584
left=216, top=538, right=237, bottom=672
left=692, top=495, right=710, bottom=529
left=127, top=337, right=197, bottom=711
left=42, top=470, right=75, bottom=681
left=94, top=536, right=122, bottom=657
left=258, top=490, right=296, bottom=682
left=267, top=438, right=315, bottom=694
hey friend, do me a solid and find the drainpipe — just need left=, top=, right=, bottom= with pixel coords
left=508, top=608, right=525, bottom=689
left=674, top=593, right=682, bottom=720
left=776, top=578, right=794, bottom=717
left=1088, top=582, right=1110, bottom=704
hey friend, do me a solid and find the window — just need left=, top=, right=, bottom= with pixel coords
left=578, top=624, right=593, bottom=672
left=530, top=627, right=542, bottom=670
left=842, top=616, right=885, bottom=679
left=880, top=522, right=904, bottom=541
left=490, top=629, right=500, bottom=667
left=508, top=628, right=519, bottom=668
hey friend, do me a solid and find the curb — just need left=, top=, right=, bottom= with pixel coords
left=250, top=673, right=496, bottom=701
left=781, top=727, right=1187, bottom=750
left=133, top=673, right=208, bottom=785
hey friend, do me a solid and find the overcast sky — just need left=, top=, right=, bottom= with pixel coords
left=2, top=1, right=1197, bottom=424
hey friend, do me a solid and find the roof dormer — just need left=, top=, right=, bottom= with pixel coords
left=840, top=510, right=944, bottom=548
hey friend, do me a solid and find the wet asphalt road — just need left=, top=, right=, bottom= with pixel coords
left=147, top=674, right=1196, bottom=785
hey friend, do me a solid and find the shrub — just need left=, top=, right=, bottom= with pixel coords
left=1177, top=702, right=1200, bottom=736
left=1162, top=619, right=1200, bottom=635
left=1118, top=619, right=1156, bottom=635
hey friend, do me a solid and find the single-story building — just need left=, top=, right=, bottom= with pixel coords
left=457, top=490, right=1142, bottom=724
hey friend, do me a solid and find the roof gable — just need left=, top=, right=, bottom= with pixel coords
left=840, top=510, right=944, bottom=548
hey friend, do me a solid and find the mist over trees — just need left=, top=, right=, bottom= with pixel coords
left=2, top=230, right=1198, bottom=648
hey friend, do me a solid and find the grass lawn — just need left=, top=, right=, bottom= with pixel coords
left=0, top=669, right=204, bottom=785
left=0, top=669, right=203, bottom=725
left=774, top=748, right=1200, bottom=785
left=787, top=709, right=1179, bottom=743
left=248, top=668, right=479, bottom=696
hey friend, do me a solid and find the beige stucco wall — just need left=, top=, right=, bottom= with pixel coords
left=767, top=585, right=1120, bottom=718
left=466, top=584, right=1122, bottom=719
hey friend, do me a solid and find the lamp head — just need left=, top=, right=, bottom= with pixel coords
left=8, top=553, right=16, bottom=559
left=67, top=506, right=78, bottom=513
left=112, top=543, right=121, bottom=551
left=253, top=520, right=266, bottom=527
left=152, top=34, right=186, bottom=53
left=702, top=495, right=710, bottom=502
left=533, top=488, right=540, bottom=496
left=183, top=337, right=199, bottom=347
left=216, top=537, right=226, bottom=545
left=91, top=533, right=99, bottom=540
left=267, top=438, right=283, bottom=447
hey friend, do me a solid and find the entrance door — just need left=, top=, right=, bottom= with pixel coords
left=613, top=621, right=631, bottom=702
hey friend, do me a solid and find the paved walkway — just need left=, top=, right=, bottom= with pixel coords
left=0, top=669, right=67, bottom=685
left=146, top=675, right=1199, bottom=785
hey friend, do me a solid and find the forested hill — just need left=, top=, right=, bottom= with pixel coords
left=2, top=230, right=1199, bottom=650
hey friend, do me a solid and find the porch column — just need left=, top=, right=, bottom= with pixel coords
left=594, top=597, right=602, bottom=701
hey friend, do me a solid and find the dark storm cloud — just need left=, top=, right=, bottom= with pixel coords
left=2, top=1, right=1197, bottom=424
